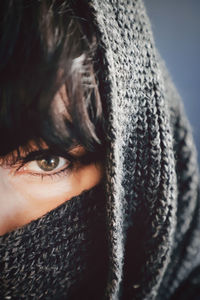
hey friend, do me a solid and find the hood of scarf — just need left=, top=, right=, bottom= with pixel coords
left=83, top=0, right=200, bottom=299
left=1, top=1, right=200, bottom=300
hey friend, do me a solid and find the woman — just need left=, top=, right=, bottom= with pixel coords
left=0, top=0, right=200, bottom=299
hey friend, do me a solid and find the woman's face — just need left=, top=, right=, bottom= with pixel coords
left=0, top=87, right=104, bottom=236
left=0, top=144, right=103, bottom=236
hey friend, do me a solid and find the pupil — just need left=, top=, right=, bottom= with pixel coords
left=37, top=156, right=59, bottom=172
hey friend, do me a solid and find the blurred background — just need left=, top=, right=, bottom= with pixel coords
left=144, top=0, right=200, bottom=165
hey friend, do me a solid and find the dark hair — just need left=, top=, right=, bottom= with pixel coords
left=0, top=0, right=105, bottom=157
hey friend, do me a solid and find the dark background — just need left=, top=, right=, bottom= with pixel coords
left=144, top=0, right=200, bottom=165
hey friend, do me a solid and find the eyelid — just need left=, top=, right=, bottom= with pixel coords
left=7, top=148, right=70, bottom=176
left=14, top=158, right=74, bottom=181
left=14, top=152, right=95, bottom=179
left=2, top=147, right=96, bottom=179
left=20, top=149, right=76, bottom=164
left=22, top=157, right=69, bottom=174
left=19, top=149, right=95, bottom=168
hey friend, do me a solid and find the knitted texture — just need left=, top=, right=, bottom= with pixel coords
left=90, top=0, right=177, bottom=298
left=1, top=0, right=200, bottom=299
left=0, top=184, right=109, bottom=299
left=88, top=0, right=200, bottom=298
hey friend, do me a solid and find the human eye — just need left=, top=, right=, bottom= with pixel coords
left=1, top=146, right=76, bottom=181
left=1, top=143, right=93, bottom=183
left=18, top=154, right=72, bottom=179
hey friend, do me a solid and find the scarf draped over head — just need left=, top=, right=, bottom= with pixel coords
left=0, top=0, right=200, bottom=299
left=88, top=0, right=200, bottom=299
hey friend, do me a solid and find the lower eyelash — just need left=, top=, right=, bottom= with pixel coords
left=24, top=162, right=74, bottom=180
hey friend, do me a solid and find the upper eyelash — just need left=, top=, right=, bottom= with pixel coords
left=20, top=149, right=94, bottom=167
left=20, top=149, right=75, bottom=164
left=1, top=146, right=96, bottom=178
left=1, top=147, right=76, bottom=168
left=12, top=149, right=75, bottom=171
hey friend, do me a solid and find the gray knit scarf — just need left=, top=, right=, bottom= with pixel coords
left=1, top=0, right=200, bottom=299
left=0, top=183, right=109, bottom=300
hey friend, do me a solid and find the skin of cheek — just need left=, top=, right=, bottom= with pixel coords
left=0, top=168, right=29, bottom=235
left=0, top=162, right=103, bottom=235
